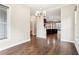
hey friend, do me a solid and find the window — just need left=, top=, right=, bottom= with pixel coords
left=0, top=4, right=8, bottom=40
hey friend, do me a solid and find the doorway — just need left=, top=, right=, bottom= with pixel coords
left=30, top=9, right=61, bottom=43
left=44, top=9, right=61, bottom=41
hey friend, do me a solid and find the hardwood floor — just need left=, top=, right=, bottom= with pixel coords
left=0, top=34, right=78, bottom=55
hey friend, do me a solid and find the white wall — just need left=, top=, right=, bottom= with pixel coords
left=61, top=5, right=75, bottom=42
left=75, top=5, right=79, bottom=41
left=0, top=4, right=30, bottom=50
left=46, top=9, right=61, bottom=21
left=36, top=16, right=46, bottom=38
left=75, top=5, right=79, bottom=54
left=30, top=16, right=46, bottom=38
left=30, top=16, right=36, bottom=35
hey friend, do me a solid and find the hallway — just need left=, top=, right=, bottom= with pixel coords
left=0, top=34, right=78, bottom=55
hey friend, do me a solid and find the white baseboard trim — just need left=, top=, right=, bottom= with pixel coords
left=0, top=39, right=30, bottom=51
left=61, top=39, right=74, bottom=43
left=61, top=39, right=79, bottom=54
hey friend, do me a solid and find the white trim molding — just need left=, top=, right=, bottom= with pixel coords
left=0, top=39, right=30, bottom=51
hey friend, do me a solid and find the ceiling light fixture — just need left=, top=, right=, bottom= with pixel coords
left=35, top=10, right=46, bottom=16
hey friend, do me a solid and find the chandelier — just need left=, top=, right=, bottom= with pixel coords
left=35, top=10, right=46, bottom=16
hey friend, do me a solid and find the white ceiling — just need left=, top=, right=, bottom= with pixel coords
left=27, top=4, right=68, bottom=21
left=26, top=4, right=68, bottom=15
left=27, top=4, right=66, bottom=10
